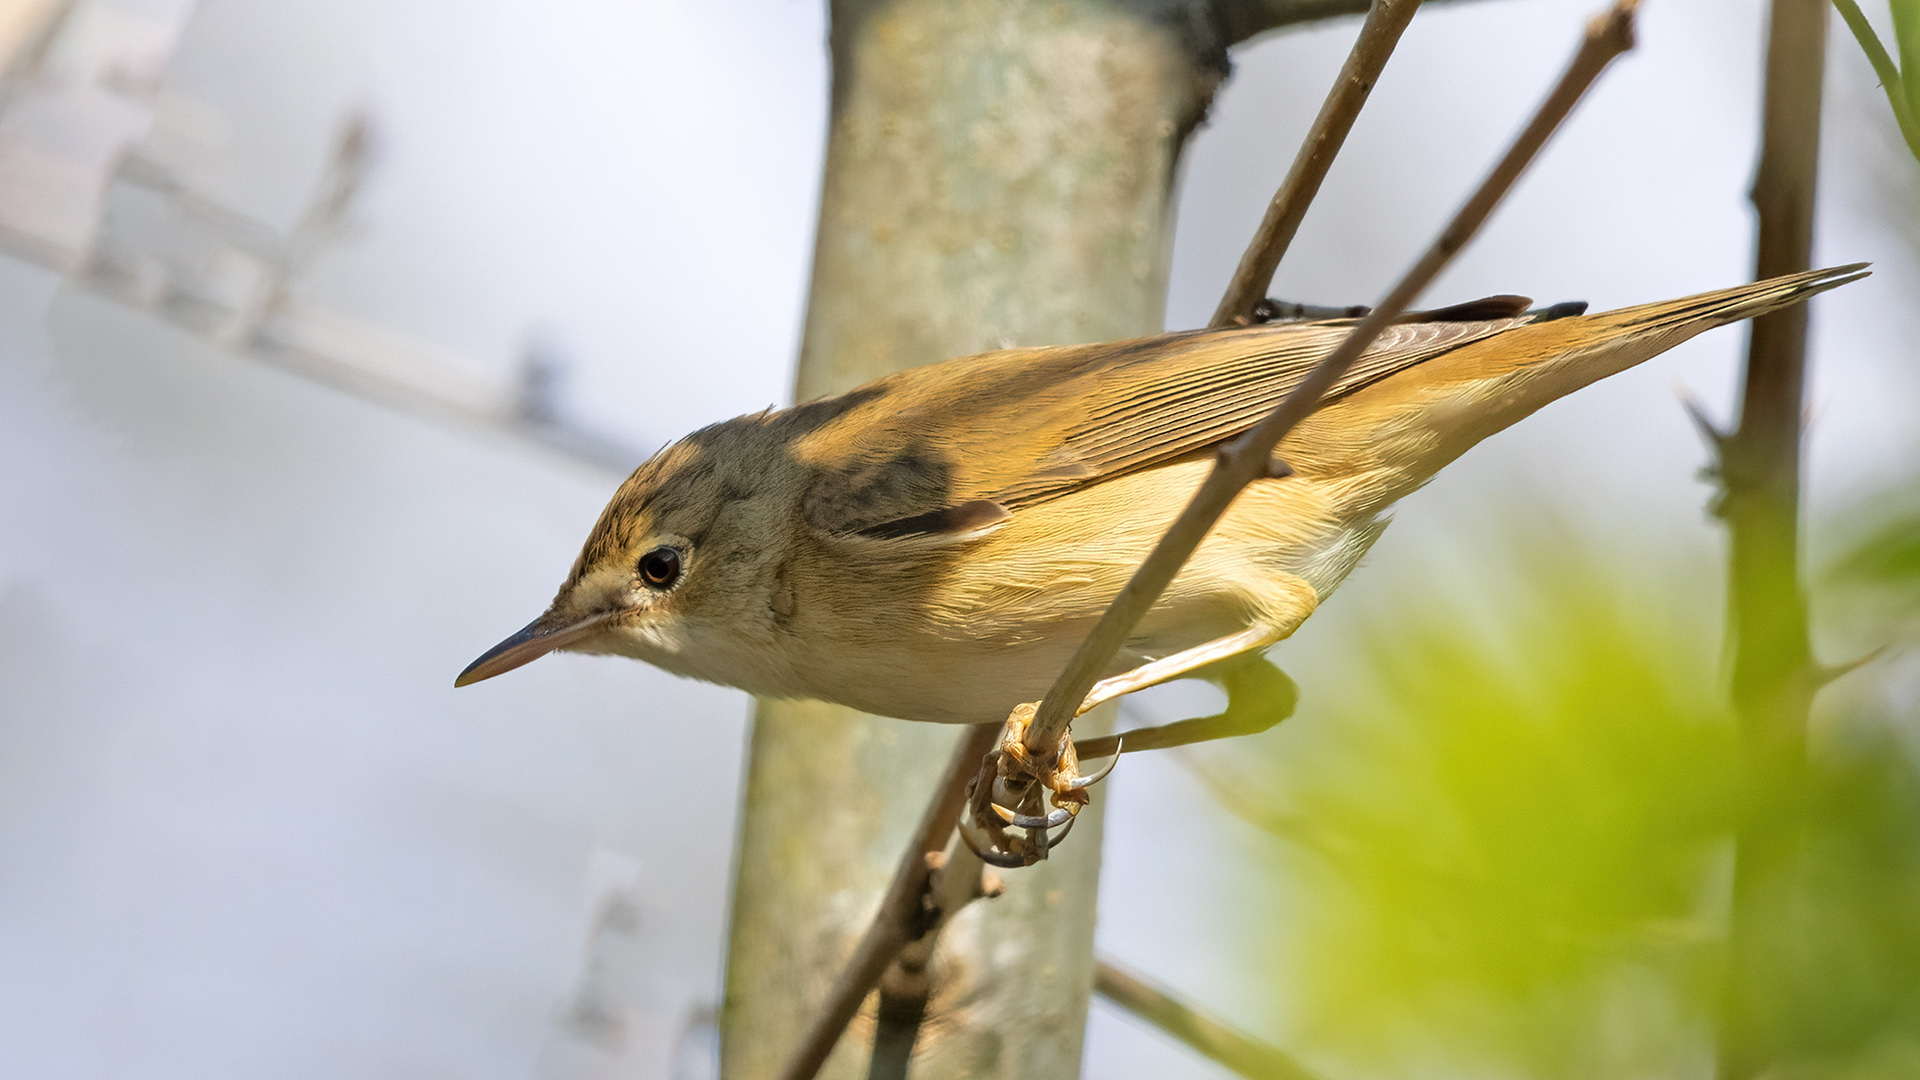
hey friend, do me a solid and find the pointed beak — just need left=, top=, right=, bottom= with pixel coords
left=454, top=611, right=615, bottom=687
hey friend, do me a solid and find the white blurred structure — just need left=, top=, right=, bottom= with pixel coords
left=0, top=0, right=641, bottom=473
left=0, top=1, right=1914, bottom=1078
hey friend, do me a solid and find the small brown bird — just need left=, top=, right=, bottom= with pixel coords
left=456, top=266, right=1863, bottom=724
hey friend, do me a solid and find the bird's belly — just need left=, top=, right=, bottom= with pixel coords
left=791, top=573, right=1260, bottom=724
left=785, top=634, right=1157, bottom=724
left=784, top=461, right=1351, bottom=723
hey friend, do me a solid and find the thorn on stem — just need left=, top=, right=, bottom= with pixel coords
left=979, top=870, right=1005, bottom=899
left=1679, top=391, right=1730, bottom=455
left=1815, top=647, right=1884, bottom=689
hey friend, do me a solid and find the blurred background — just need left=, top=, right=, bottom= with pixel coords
left=1, top=0, right=1916, bottom=1077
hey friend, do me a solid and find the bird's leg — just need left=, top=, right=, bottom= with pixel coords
left=961, top=652, right=1298, bottom=868
left=1073, top=652, right=1298, bottom=760
left=997, top=619, right=1289, bottom=774
left=1077, top=621, right=1290, bottom=717
left=965, top=627, right=1303, bottom=867
left=967, top=576, right=1314, bottom=865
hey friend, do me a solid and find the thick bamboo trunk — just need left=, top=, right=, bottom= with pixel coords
left=718, top=2, right=1222, bottom=1076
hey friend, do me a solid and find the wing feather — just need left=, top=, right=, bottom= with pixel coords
left=798, top=313, right=1530, bottom=537
left=984, top=316, right=1528, bottom=506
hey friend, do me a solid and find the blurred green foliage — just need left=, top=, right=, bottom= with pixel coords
left=1834, top=0, right=1920, bottom=163
left=1829, top=499, right=1920, bottom=629
left=1208, top=526, right=1920, bottom=1079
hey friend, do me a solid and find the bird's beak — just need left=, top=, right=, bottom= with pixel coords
left=454, top=611, right=614, bottom=687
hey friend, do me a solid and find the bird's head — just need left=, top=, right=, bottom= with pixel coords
left=454, top=424, right=792, bottom=688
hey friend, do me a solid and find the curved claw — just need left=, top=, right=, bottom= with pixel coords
left=1045, top=812, right=1077, bottom=849
left=989, top=802, right=1075, bottom=830
left=1064, top=735, right=1123, bottom=791
left=956, top=795, right=1084, bottom=869
left=960, top=817, right=1040, bottom=868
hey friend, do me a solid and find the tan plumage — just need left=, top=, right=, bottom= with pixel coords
left=456, top=266, right=1866, bottom=722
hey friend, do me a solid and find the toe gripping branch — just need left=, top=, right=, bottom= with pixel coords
left=960, top=706, right=1120, bottom=870
left=959, top=658, right=1299, bottom=868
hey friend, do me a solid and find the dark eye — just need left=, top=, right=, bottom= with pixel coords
left=638, top=547, right=682, bottom=589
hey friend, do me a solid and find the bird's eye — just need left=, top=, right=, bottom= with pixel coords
left=638, top=547, right=682, bottom=589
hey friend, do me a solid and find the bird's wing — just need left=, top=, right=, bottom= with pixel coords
left=991, top=315, right=1533, bottom=506
left=796, top=311, right=1530, bottom=539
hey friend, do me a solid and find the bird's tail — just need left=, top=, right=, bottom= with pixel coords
left=1287, top=263, right=1870, bottom=498
left=1585, top=262, right=1869, bottom=337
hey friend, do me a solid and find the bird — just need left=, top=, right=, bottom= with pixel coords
left=455, top=266, right=1865, bottom=730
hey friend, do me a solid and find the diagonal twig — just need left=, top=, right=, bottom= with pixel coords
left=1019, top=0, right=1641, bottom=763
left=1212, top=0, right=1425, bottom=328
left=1096, top=958, right=1320, bottom=1080
left=772, top=723, right=1000, bottom=1080
left=867, top=840, right=1003, bottom=1080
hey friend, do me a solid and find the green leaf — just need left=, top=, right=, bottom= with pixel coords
left=1894, top=0, right=1920, bottom=123
left=1210, top=534, right=1920, bottom=1077
left=1208, top=544, right=1739, bottom=1076
left=1834, top=0, right=1920, bottom=164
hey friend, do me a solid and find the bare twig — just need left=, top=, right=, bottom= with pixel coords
left=1211, top=0, right=1425, bottom=328
left=867, top=842, right=1003, bottom=1080
left=1096, top=959, right=1320, bottom=1080
left=1019, top=0, right=1640, bottom=762
left=773, top=723, right=1000, bottom=1080
left=1714, top=0, right=1829, bottom=1076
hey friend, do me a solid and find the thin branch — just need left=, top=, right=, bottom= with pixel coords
left=867, top=842, right=1002, bottom=1079
left=1096, top=959, right=1320, bottom=1080
left=1830, top=0, right=1920, bottom=161
left=1218, top=0, right=1482, bottom=44
left=773, top=723, right=1000, bottom=1080
left=1020, top=0, right=1640, bottom=761
left=1714, top=0, right=1829, bottom=1076
left=1220, top=0, right=1374, bottom=42
left=1211, top=0, right=1424, bottom=328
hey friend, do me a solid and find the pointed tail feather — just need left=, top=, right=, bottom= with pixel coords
left=1289, top=263, right=1870, bottom=500
left=1599, top=263, right=1870, bottom=331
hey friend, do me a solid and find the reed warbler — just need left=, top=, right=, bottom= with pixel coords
left=455, top=266, right=1864, bottom=725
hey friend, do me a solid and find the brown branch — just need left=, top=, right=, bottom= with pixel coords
left=867, top=842, right=1002, bottom=1080
left=1096, top=959, right=1320, bottom=1080
left=773, top=723, right=1000, bottom=1080
left=1714, top=0, right=1828, bottom=1076
left=1220, top=0, right=1375, bottom=42
left=1211, top=0, right=1424, bottom=328
left=1219, top=0, right=1488, bottom=44
left=1020, top=0, right=1640, bottom=761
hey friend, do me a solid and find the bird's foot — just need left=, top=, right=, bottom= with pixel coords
left=959, top=705, right=1120, bottom=868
